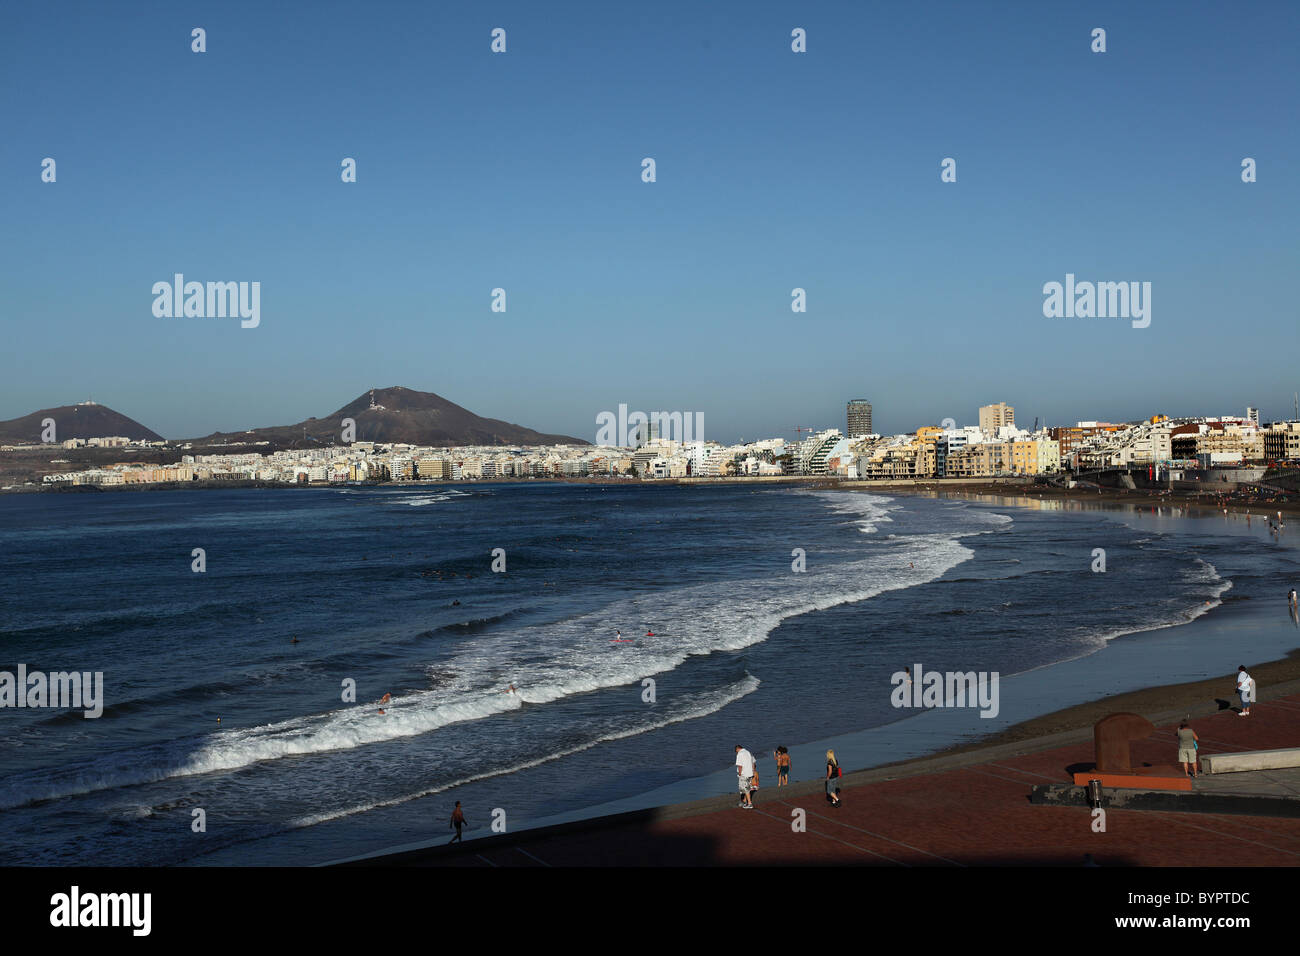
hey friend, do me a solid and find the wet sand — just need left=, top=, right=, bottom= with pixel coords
left=904, top=649, right=1300, bottom=762
left=916, top=481, right=1300, bottom=517
left=340, top=484, right=1300, bottom=865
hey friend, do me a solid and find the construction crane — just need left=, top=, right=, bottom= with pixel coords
left=792, top=426, right=815, bottom=439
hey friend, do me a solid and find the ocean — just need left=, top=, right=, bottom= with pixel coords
left=1, top=483, right=1295, bottom=865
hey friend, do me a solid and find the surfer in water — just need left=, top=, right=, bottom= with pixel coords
left=1289, top=588, right=1298, bottom=612
left=503, top=684, right=517, bottom=695
left=290, top=635, right=299, bottom=644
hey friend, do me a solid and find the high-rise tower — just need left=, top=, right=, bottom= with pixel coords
left=847, top=399, right=873, bottom=437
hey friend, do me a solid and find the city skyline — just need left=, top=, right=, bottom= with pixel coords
left=2, top=384, right=1292, bottom=447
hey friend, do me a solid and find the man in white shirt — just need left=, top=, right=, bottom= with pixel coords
left=735, top=744, right=755, bottom=809
left=1236, top=666, right=1253, bottom=716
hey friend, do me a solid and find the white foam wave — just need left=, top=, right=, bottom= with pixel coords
left=285, top=674, right=762, bottom=830
left=807, top=491, right=898, bottom=534
left=396, top=494, right=464, bottom=506
left=1009, top=559, right=1234, bottom=676
left=0, top=492, right=989, bottom=809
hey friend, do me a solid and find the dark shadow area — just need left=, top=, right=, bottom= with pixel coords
left=344, top=827, right=1146, bottom=867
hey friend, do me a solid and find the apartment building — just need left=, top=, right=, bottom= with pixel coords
left=862, top=440, right=936, bottom=479
left=944, top=441, right=1009, bottom=478
left=846, top=400, right=873, bottom=437
left=1170, top=423, right=1261, bottom=462
left=1007, top=439, right=1061, bottom=474
left=416, top=457, right=452, bottom=479
left=978, top=403, right=1015, bottom=437
left=1264, top=422, right=1300, bottom=460
left=1050, top=422, right=1125, bottom=461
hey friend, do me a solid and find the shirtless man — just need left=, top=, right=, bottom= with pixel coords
left=449, top=802, right=467, bottom=843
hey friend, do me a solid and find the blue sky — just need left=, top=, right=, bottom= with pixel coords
left=2, top=0, right=1297, bottom=441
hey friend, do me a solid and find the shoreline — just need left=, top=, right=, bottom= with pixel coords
left=341, top=656, right=1300, bottom=867
left=858, top=485, right=1299, bottom=762
left=839, top=479, right=1300, bottom=517
left=882, top=648, right=1300, bottom=767
left=8, top=475, right=1299, bottom=520
left=336, top=488, right=1300, bottom=865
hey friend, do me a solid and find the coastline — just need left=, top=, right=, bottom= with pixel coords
left=337, top=659, right=1300, bottom=867
left=838, top=479, right=1300, bottom=517
left=888, top=648, right=1300, bottom=764
left=335, top=489, right=1300, bottom=865
left=10, top=475, right=1299, bottom=524
left=340, top=672, right=1300, bottom=867
left=858, top=485, right=1300, bottom=760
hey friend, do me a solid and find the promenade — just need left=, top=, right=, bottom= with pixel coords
left=350, top=687, right=1300, bottom=867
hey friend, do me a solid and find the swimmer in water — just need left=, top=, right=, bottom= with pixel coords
left=504, top=684, right=517, bottom=695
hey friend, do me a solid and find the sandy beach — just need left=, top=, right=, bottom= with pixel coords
left=868, top=486, right=1300, bottom=754
left=339, top=489, right=1300, bottom=866
left=828, top=478, right=1300, bottom=518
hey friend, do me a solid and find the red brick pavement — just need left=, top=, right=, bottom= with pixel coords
left=412, top=693, right=1300, bottom=867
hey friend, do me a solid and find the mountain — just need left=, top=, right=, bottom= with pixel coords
left=190, top=386, right=588, bottom=447
left=0, top=402, right=163, bottom=444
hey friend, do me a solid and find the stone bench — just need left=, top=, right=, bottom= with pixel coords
left=1201, top=749, right=1300, bottom=774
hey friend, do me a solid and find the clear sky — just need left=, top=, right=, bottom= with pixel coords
left=3, top=0, right=1297, bottom=442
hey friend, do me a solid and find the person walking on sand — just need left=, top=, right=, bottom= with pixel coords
left=1177, top=721, right=1200, bottom=777
left=774, top=746, right=790, bottom=787
left=735, top=744, right=755, bottom=809
left=449, top=801, right=467, bottom=844
left=1236, top=666, right=1253, bottom=716
left=825, top=749, right=841, bottom=807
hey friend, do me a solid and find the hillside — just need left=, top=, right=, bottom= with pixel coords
left=0, top=402, right=163, bottom=444
left=189, top=386, right=587, bottom=447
